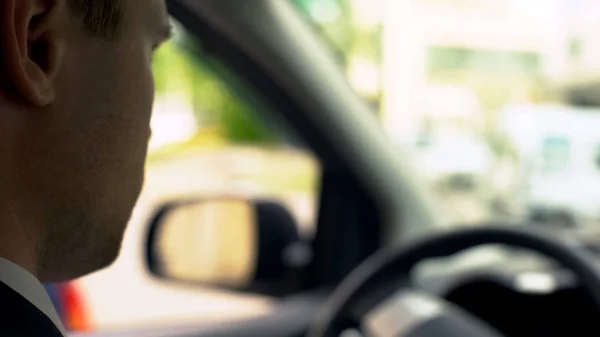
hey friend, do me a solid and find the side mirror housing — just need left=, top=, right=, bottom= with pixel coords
left=145, top=198, right=311, bottom=295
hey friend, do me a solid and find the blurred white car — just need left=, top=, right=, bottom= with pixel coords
left=413, top=132, right=492, bottom=189
left=408, top=85, right=491, bottom=189
left=501, top=104, right=600, bottom=227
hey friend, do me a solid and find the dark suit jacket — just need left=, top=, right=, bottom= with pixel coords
left=0, top=281, right=64, bottom=336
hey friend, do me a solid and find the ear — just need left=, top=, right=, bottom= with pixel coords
left=0, top=0, right=67, bottom=106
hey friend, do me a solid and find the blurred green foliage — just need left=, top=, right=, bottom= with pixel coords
left=293, top=0, right=354, bottom=65
left=152, top=33, right=279, bottom=147
left=294, top=0, right=383, bottom=108
left=152, top=0, right=384, bottom=150
left=293, top=0, right=382, bottom=67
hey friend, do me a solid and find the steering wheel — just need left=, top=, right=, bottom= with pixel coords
left=307, top=226, right=600, bottom=337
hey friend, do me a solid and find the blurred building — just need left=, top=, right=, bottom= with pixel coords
left=564, top=0, right=600, bottom=76
left=381, top=0, right=583, bottom=144
left=560, top=0, right=600, bottom=106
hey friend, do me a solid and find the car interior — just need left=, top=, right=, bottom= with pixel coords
left=72, top=1, right=600, bottom=336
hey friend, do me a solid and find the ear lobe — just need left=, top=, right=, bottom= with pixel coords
left=0, top=0, right=66, bottom=107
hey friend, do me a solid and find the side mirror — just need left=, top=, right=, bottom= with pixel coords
left=145, top=198, right=311, bottom=294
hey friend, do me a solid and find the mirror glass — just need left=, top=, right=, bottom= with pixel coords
left=151, top=199, right=257, bottom=289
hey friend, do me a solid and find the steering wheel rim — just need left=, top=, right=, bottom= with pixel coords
left=308, top=225, right=600, bottom=337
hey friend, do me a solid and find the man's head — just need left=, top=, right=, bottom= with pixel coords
left=0, top=0, right=171, bottom=282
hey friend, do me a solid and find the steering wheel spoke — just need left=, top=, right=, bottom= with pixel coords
left=361, top=290, right=445, bottom=337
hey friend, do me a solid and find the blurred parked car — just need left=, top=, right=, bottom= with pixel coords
left=415, top=132, right=492, bottom=190
left=410, top=86, right=491, bottom=190
left=502, top=104, right=600, bottom=228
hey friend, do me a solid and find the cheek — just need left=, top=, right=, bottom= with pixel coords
left=47, top=41, right=153, bottom=194
left=140, top=69, right=156, bottom=121
left=124, top=53, right=156, bottom=126
left=142, top=54, right=157, bottom=118
left=130, top=66, right=155, bottom=149
left=148, top=70, right=156, bottom=113
left=86, top=55, right=154, bottom=165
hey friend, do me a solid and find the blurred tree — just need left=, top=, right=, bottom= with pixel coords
left=152, top=0, right=388, bottom=148
left=294, top=0, right=354, bottom=66
left=294, top=0, right=383, bottom=110
left=153, top=41, right=194, bottom=96
left=152, top=31, right=279, bottom=146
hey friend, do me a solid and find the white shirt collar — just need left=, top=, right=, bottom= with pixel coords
left=0, top=258, right=67, bottom=336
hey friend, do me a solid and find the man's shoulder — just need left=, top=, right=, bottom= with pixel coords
left=0, top=281, right=65, bottom=337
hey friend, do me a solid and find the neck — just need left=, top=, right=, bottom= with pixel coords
left=0, top=113, right=40, bottom=277
left=0, top=114, right=40, bottom=277
left=0, top=204, right=38, bottom=277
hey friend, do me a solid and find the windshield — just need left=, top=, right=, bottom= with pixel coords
left=293, top=0, right=600, bottom=232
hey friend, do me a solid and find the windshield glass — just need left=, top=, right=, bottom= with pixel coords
left=293, top=0, right=600, bottom=231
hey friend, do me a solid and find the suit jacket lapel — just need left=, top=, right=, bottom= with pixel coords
left=0, top=281, right=65, bottom=336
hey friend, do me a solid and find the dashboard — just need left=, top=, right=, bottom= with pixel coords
left=415, top=245, right=600, bottom=336
left=446, top=279, right=596, bottom=336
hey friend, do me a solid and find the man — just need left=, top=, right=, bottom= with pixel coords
left=0, top=0, right=171, bottom=335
